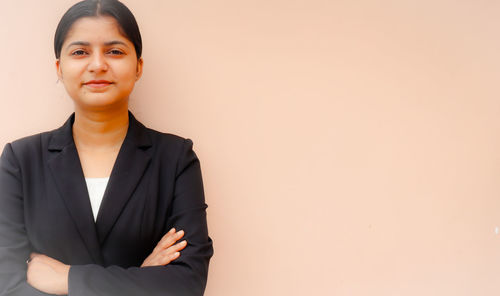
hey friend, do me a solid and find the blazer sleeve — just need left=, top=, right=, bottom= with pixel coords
left=67, top=139, right=214, bottom=296
left=0, top=144, right=53, bottom=296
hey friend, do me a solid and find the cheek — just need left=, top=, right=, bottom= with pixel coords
left=59, top=65, right=84, bottom=97
left=59, top=62, right=84, bottom=81
left=113, top=60, right=139, bottom=84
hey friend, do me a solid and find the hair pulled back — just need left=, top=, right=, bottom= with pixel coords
left=54, top=0, right=142, bottom=59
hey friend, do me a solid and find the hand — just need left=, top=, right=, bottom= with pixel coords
left=141, top=228, right=187, bottom=267
left=26, top=253, right=70, bottom=295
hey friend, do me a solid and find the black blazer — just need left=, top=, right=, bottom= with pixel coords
left=0, top=111, right=213, bottom=296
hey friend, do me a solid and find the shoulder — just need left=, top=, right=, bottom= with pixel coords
left=142, top=127, right=196, bottom=159
left=134, top=119, right=201, bottom=174
left=5, top=110, right=75, bottom=158
left=129, top=112, right=194, bottom=152
left=0, top=129, right=58, bottom=174
left=4, top=130, right=53, bottom=161
left=145, top=127, right=193, bottom=148
left=141, top=128, right=201, bottom=178
left=130, top=112, right=194, bottom=152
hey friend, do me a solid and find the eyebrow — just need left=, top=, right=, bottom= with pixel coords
left=65, top=40, right=130, bottom=50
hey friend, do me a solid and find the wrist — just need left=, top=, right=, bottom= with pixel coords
left=57, top=264, right=70, bottom=295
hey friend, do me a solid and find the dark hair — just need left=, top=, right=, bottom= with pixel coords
left=54, top=0, right=142, bottom=59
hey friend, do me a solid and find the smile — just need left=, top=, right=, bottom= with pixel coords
left=83, top=80, right=114, bottom=88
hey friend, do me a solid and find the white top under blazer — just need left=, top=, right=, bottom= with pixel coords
left=84, top=177, right=109, bottom=221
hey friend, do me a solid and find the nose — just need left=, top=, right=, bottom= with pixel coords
left=87, top=52, right=108, bottom=72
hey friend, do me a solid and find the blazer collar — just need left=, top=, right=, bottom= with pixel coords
left=48, top=110, right=152, bottom=151
left=47, top=110, right=152, bottom=263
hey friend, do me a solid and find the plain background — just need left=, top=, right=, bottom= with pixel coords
left=1, top=0, right=500, bottom=295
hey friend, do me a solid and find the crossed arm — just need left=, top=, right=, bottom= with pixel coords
left=26, top=228, right=187, bottom=295
left=1, top=139, right=212, bottom=296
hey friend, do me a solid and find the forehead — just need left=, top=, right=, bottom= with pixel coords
left=64, top=16, right=129, bottom=45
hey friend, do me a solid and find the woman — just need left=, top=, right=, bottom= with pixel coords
left=0, top=0, right=213, bottom=295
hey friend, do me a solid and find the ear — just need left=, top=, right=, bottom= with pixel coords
left=56, top=59, right=63, bottom=80
left=135, top=58, right=144, bottom=81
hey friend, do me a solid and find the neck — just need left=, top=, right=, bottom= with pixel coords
left=72, top=105, right=129, bottom=151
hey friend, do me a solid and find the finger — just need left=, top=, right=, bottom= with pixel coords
left=157, top=240, right=187, bottom=262
left=142, top=231, right=186, bottom=267
left=154, top=228, right=176, bottom=250
left=162, top=228, right=176, bottom=241
left=164, top=240, right=188, bottom=254
left=158, top=251, right=180, bottom=266
left=143, top=240, right=187, bottom=267
left=157, top=230, right=184, bottom=250
left=142, top=249, right=179, bottom=267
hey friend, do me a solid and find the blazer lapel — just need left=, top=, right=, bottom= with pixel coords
left=46, top=111, right=152, bottom=260
left=47, top=113, right=103, bottom=264
left=95, top=111, right=152, bottom=244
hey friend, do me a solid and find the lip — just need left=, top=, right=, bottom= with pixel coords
left=83, top=80, right=114, bottom=88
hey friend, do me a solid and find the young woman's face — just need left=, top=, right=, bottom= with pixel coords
left=56, top=16, right=143, bottom=111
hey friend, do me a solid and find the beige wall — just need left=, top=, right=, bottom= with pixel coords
left=1, top=0, right=500, bottom=295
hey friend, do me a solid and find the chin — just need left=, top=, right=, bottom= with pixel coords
left=74, top=98, right=128, bottom=110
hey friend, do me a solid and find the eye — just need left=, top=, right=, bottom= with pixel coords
left=71, top=49, right=88, bottom=56
left=107, top=49, right=124, bottom=55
